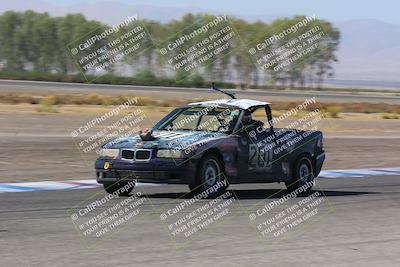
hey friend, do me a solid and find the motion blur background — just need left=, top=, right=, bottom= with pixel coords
left=0, top=0, right=400, bottom=88
left=1, top=1, right=400, bottom=267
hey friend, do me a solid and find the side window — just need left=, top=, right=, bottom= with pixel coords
left=197, top=115, right=220, bottom=131
left=247, top=106, right=274, bottom=172
left=250, top=106, right=272, bottom=132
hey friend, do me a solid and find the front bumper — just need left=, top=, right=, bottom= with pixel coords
left=95, top=157, right=197, bottom=184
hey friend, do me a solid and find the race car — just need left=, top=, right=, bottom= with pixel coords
left=95, top=85, right=325, bottom=197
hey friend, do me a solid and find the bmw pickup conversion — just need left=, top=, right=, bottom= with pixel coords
left=95, top=85, right=325, bottom=196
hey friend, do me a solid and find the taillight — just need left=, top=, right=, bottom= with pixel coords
left=317, top=138, right=323, bottom=149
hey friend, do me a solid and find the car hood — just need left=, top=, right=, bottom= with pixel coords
left=104, top=130, right=227, bottom=150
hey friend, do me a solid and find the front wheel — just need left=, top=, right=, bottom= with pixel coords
left=285, top=155, right=315, bottom=194
left=189, top=154, right=227, bottom=198
left=103, top=181, right=135, bottom=196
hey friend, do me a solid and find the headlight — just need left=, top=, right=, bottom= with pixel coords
left=99, top=148, right=119, bottom=158
left=157, top=149, right=184, bottom=158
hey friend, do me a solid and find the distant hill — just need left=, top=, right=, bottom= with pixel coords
left=332, top=19, right=400, bottom=82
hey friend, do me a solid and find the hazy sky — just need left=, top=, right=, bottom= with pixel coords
left=51, top=0, right=400, bottom=24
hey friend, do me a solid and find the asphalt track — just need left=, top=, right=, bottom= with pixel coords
left=1, top=80, right=399, bottom=266
left=1, top=79, right=400, bottom=104
left=1, top=175, right=399, bottom=266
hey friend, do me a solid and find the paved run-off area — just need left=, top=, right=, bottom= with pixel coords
left=0, top=175, right=399, bottom=266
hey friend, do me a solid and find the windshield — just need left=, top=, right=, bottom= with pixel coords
left=154, top=106, right=241, bottom=133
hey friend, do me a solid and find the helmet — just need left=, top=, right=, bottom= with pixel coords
left=242, top=110, right=253, bottom=125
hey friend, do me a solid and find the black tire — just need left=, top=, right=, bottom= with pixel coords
left=285, top=155, right=314, bottom=195
left=103, top=181, right=135, bottom=196
left=189, top=154, right=227, bottom=198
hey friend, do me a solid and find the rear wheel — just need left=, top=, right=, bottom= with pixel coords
left=103, top=181, right=135, bottom=196
left=189, top=154, right=227, bottom=198
left=285, top=155, right=314, bottom=194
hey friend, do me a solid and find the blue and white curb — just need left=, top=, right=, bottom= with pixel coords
left=0, top=179, right=99, bottom=193
left=1, top=167, right=400, bottom=193
left=318, top=167, right=400, bottom=178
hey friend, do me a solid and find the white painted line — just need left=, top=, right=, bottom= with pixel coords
left=325, top=135, right=400, bottom=139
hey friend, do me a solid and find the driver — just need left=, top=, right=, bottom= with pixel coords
left=241, top=110, right=264, bottom=129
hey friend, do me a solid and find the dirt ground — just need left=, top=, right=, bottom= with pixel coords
left=0, top=104, right=399, bottom=182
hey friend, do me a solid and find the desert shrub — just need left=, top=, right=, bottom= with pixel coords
left=324, top=106, right=342, bottom=118
left=36, top=96, right=58, bottom=113
left=381, top=113, right=399, bottom=119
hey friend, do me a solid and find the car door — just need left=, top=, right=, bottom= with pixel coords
left=236, top=106, right=278, bottom=182
left=247, top=126, right=275, bottom=178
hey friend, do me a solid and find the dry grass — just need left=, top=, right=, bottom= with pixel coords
left=0, top=93, right=207, bottom=107
left=323, top=106, right=342, bottom=118
left=35, top=105, right=58, bottom=113
left=270, top=101, right=400, bottom=114
left=381, top=113, right=400, bottom=119
left=35, top=96, right=59, bottom=113
left=0, top=92, right=400, bottom=115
